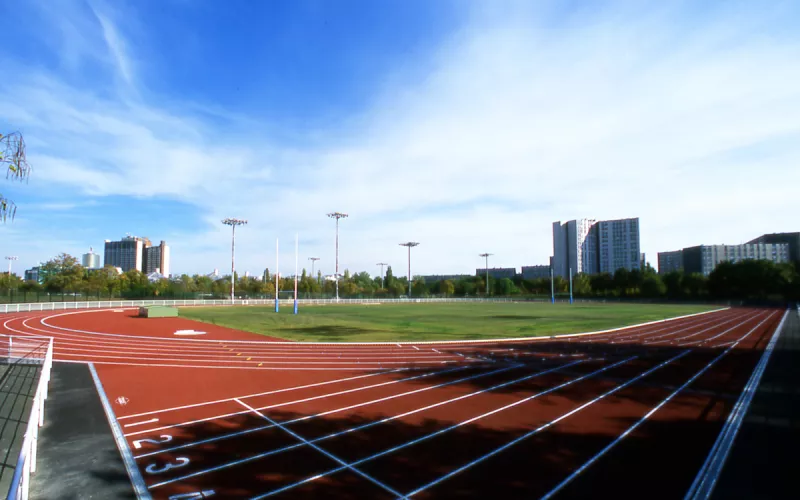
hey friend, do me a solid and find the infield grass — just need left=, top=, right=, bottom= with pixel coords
left=179, top=302, right=719, bottom=342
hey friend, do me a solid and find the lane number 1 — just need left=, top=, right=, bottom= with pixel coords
left=169, top=491, right=215, bottom=499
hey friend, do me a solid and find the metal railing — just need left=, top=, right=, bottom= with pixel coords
left=5, top=335, right=54, bottom=500
left=0, top=297, right=534, bottom=314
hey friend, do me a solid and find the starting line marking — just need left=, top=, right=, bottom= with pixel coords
left=174, top=330, right=207, bottom=336
left=124, top=418, right=159, bottom=428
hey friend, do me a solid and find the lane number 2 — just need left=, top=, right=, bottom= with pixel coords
left=145, top=457, right=189, bottom=474
left=133, top=435, right=173, bottom=449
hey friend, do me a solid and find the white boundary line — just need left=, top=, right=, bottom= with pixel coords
left=406, top=350, right=692, bottom=498
left=88, top=363, right=151, bottom=500
left=148, top=359, right=587, bottom=489
left=134, top=365, right=511, bottom=459
left=684, top=309, right=788, bottom=500
left=34, top=307, right=729, bottom=346
left=235, top=398, right=407, bottom=498
left=118, top=369, right=407, bottom=420
left=540, top=311, right=777, bottom=500
left=125, top=366, right=473, bottom=437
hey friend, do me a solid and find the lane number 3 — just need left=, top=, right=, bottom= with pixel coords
left=145, top=457, right=189, bottom=474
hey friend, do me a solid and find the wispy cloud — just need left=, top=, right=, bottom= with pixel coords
left=1, top=1, right=799, bottom=276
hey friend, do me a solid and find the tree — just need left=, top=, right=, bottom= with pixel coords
left=1, top=132, right=32, bottom=222
left=440, top=280, right=455, bottom=297
left=41, top=253, right=84, bottom=292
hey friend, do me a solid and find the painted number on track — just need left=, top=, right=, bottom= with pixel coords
left=133, top=435, right=173, bottom=449
left=145, top=457, right=190, bottom=474
left=169, top=491, right=215, bottom=499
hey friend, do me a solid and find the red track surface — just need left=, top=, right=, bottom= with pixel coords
left=1, top=306, right=784, bottom=499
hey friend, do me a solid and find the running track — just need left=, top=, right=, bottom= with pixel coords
left=1, top=306, right=786, bottom=499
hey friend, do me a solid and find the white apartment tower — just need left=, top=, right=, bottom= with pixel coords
left=553, top=217, right=640, bottom=278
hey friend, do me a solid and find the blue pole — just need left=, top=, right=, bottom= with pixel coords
left=569, top=267, right=573, bottom=304
left=550, top=268, right=555, bottom=304
left=275, top=238, right=279, bottom=313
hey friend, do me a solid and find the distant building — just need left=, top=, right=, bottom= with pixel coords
left=24, top=267, right=41, bottom=283
left=747, top=232, right=800, bottom=264
left=657, top=250, right=684, bottom=274
left=144, top=240, right=170, bottom=277
left=552, top=217, right=640, bottom=278
left=476, top=268, right=517, bottom=279
left=521, top=265, right=551, bottom=280
left=104, top=236, right=170, bottom=275
left=421, top=274, right=472, bottom=283
left=82, top=247, right=102, bottom=269
left=660, top=243, right=790, bottom=276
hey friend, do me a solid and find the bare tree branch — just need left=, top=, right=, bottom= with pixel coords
left=0, top=131, right=32, bottom=222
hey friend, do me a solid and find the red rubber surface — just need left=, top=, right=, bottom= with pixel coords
left=1, top=306, right=783, bottom=499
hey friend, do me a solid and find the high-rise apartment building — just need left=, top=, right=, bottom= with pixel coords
left=144, top=240, right=170, bottom=276
left=104, top=236, right=170, bottom=275
left=597, top=218, right=641, bottom=274
left=552, top=219, right=598, bottom=278
left=552, top=217, right=640, bottom=278
left=82, top=247, right=101, bottom=269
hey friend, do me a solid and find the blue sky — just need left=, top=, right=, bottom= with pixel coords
left=1, top=0, right=799, bottom=278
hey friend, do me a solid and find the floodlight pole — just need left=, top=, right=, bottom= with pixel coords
left=221, top=218, right=247, bottom=302
left=479, top=253, right=492, bottom=296
left=399, top=243, right=419, bottom=297
left=377, top=262, right=388, bottom=289
left=309, top=257, right=320, bottom=283
left=327, top=212, right=349, bottom=302
left=5, top=256, right=18, bottom=277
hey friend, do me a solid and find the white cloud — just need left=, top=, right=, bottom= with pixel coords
left=2, top=1, right=799, bottom=276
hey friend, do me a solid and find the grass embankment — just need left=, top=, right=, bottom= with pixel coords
left=179, top=302, right=717, bottom=343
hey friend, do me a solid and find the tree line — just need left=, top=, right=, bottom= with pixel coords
left=0, top=253, right=797, bottom=303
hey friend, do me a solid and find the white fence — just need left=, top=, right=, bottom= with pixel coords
left=4, top=335, right=54, bottom=500
left=0, top=297, right=530, bottom=315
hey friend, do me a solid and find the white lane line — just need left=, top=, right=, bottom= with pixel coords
left=36, top=307, right=729, bottom=346
left=642, top=311, right=759, bottom=345
left=539, top=311, right=777, bottom=500
left=606, top=310, right=743, bottom=344
left=119, top=369, right=405, bottom=420
left=50, top=345, right=457, bottom=361
left=147, top=359, right=586, bottom=489
left=234, top=398, right=407, bottom=499
left=125, top=366, right=473, bottom=437
left=685, top=310, right=786, bottom=500
left=248, top=356, right=637, bottom=499
left=54, top=359, right=435, bottom=371
left=678, top=311, right=770, bottom=346
left=89, top=363, right=151, bottom=500
left=592, top=313, right=725, bottom=343
left=123, top=418, right=159, bottom=428
left=406, top=350, right=692, bottom=497
left=51, top=351, right=463, bottom=365
left=134, top=365, right=509, bottom=459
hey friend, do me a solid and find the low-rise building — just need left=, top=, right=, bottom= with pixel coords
left=521, top=265, right=551, bottom=280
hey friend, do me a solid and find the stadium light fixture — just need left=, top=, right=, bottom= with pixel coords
left=221, top=218, right=247, bottom=302
left=376, top=262, right=389, bottom=289
left=327, top=212, right=348, bottom=301
left=399, top=242, right=419, bottom=297
left=479, top=253, right=493, bottom=296
left=5, top=256, right=18, bottom=276
left=309, top=257, right=320, bottom=283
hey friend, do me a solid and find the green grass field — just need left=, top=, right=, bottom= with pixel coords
left=179, top=302, right=718, bottom=342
